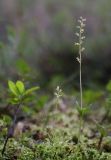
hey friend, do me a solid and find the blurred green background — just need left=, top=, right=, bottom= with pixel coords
left=0, top=0, right=111, bottom=91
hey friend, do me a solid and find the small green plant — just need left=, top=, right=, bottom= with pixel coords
left=75, top=17, right=88, bottom=139
left=54, top=86, right=63, bottom=110
left=44, top=86, right=63, bottom=126
left=2, top=80, right=39, bottom=155
left=96, top=123, right=107, bottom=150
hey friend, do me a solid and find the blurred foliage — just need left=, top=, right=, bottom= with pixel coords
left=0, top=0, right=111, bottom=88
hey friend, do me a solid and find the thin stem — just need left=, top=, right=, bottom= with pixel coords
left=78, top=115, right=82, bottom=141
left=79, top=32, right=83, bottom=110
left=79, top=28, right=83, bottom=135
left=2, top=103, right=21, bottom=155
left=75, top=17, right=86, bottom=142
left=2, top=137, right=8, bottom=155
left=98, top=134, right=103, bottom=151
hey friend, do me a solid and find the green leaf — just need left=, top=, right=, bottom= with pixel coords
left=97, top=124, right=107, bottom=136
left=9, top=97, right=20, bottom=104
left=8, top=80, right=19, bottom=96
left=77, top=107, right=89, bottom=117
left=25, top=86, right=39, bottom=96
left=16, top=81, right=25, bottom=94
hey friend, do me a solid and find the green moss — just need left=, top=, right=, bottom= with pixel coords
left=0, top=133, right=111, bottom=160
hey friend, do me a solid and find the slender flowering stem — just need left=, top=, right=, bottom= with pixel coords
left=75, top=16, right=86, bottom=138
left=79, top=26, right=82, bottom=109
left=54, top=86, right=63, bottom=110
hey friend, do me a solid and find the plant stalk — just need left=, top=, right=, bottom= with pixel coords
left=79, top=29, right=83, bottom=136
left=2, top=103, right=21, bottom=155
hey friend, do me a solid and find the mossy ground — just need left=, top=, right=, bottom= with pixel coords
left=0, top=95, right=111, bottom=160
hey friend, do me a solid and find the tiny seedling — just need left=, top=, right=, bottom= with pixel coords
left=100, top=98, right=111, bottom=124
left=96, top=123, right=107, bottom=150
left=75, top=17, right=88, bottom=140
left=2, top=80, right=39, bottom=155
